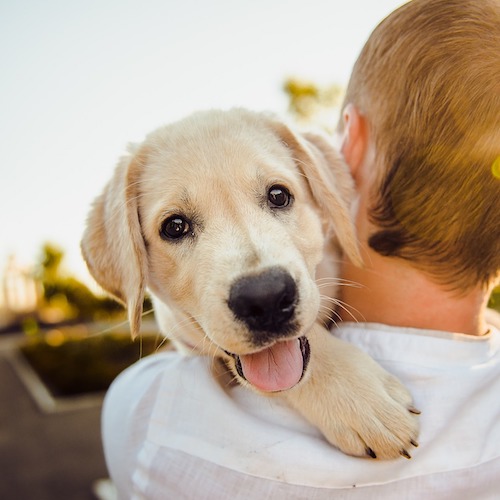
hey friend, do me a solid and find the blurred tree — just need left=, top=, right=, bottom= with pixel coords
left=36, top=243, right=125, bottom=324
left=40, top=244, right=64, bottom=282
left=283, top=77, right=343, bottom=130
left=489, top=286, right=500, bottom=313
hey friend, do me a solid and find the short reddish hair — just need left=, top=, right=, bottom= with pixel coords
left=340, top=0, right=500, bottom=290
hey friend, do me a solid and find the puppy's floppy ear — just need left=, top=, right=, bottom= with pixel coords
left=81, top=146, right=148, bottom=338
left=271, top=120, right=362, bottom=266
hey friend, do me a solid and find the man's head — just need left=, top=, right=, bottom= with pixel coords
left=338, top=0, right=500, bottom=292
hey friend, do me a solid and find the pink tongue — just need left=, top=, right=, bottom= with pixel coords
left=239, top=339, right=303, bottom=392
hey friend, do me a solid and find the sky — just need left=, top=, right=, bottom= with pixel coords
left=0, top=0, right=406, bottom=290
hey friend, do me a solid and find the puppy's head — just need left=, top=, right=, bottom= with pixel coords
left=82, top=109, right=360, bottom=392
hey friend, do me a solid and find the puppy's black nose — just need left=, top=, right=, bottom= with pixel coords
left=228, top=267, right=297, bottom=334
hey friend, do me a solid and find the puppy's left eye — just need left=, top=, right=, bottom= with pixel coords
left=160, top=215, right=191, bottom=241
left=268, top=185, right=292, bottom=208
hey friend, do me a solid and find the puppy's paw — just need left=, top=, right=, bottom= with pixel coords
left=283, top=328, right=420, bottom=460
left=322, top=366, right=420, bottom=460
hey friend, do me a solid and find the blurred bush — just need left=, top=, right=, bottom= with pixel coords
left=36, top=243, right=127, bottom=324
left=21, top=328, right=164, bottom=397
left=489, top=286, right=500, bottom=313
left=283, top=77, right=343, bottom=131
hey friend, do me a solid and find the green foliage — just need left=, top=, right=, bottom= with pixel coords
left=21, top=332, right=162, bottom=397
left=488, top=286, right=500, bottom=312
left=18, top=243, right=160, bottom=397
left=39, top=243, right=63, bottom=281
left=283, top=77, right=343, bottom=127
left=35, top=243, right=127, bottom=323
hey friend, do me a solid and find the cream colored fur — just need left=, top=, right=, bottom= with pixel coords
left=82, top=109, right=419, bottom=459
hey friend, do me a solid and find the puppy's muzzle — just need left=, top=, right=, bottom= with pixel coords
left=228, top=267, right=297, bottom=342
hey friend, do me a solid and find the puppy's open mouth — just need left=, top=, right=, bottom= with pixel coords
left=226, top=336, right=310, bottom=392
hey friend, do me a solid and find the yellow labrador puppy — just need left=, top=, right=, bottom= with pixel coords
left=82, top=109, right=419, bottom=459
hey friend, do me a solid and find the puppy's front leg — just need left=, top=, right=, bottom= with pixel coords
left=281, top=324, right=420, bottom=460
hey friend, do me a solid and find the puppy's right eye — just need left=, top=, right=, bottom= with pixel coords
left=160, top=216, right=191, bottom=241
left=268, top=184, right=292, bottom=209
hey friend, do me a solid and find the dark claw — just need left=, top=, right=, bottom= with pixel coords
left=365, top=447, right=377, bottom=459
left=400, top=449, right=412, bottom=459
left=408, top=406, right=421, bottom=415
left=410, top=439, right=419, bottom=448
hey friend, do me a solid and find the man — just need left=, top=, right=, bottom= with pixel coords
left=102, top=1, right=500, bottom=497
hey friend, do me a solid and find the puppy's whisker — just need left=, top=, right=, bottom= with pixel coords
left=156, top=315, right=200, bottom=354
left=87, top=307, right=155, bottom=339
left=318, top=291, right=365, bottom=324
left=192, top=332, right=216, bottom=357
left=179, top=320, right=220, bottom=359
left=315, top=277, right=363, bottom=286
left=330, top=298, right=365, bottom=324
left=319, top=298, right=341, bottom=315
left=315, top=279, right=364, bottom=290
left=318, top=300, right=343, bottom=323
left=154, top=335, right=170, bottom=353
left=170, top=315, right=198, bottom=334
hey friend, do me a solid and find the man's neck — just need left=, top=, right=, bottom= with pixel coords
left=339, top=251, right=490, bottom=336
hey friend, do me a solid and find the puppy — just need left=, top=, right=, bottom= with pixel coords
left=82, top=108, right=419, bottom=459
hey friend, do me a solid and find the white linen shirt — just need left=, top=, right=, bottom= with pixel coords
left=102, top=323, right=500, bottom=499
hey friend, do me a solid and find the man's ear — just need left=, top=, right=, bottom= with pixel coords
left=81, top=145, right=148, bottom=339
left=339, top=104, right=368, bottom=182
